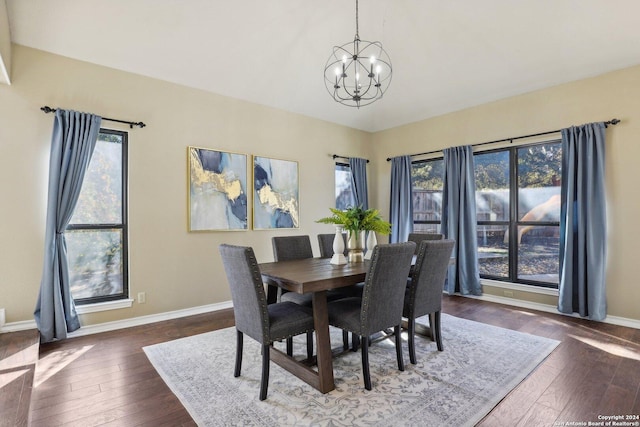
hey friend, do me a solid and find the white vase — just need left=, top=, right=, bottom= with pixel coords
left=330, top=226, right=347, bottom=265
left=364, top=231, right=377, bottom=260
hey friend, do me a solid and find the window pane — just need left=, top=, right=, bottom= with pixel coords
left=475, top=151, right=510, bottom=221
left=67, top=229, right=124, bottom=299
left=413, top=223, right=441, bottom=233
left=517, top=143, right=561, bottom=221
left=477, top=224, right=509, bottom=279
left=335, top=164, right=355, bottom=210
left=411, top=159, right=443, bottom=224
left=517, top=225, right=560, bottom=285
left=70, top=134, right=123, bottom=225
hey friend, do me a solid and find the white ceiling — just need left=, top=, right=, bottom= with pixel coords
left=6, top=0, right=640, bottom=132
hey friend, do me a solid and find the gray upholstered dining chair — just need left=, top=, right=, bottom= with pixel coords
left=271, top=235, right=314, bottom=306
left=219, top=244, right=315, bottom=401
left=403, top=239, right=455, bottom=364
left=407, top=232, right=444, bottom=254
left=327, top=242, right=415, bottom=390
left=272, top=235, right=314, bottom=261
left=317, top=233, right=348, bottom=258
left=318, top=232, right=364, bottom=350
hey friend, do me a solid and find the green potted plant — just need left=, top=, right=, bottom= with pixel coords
left=316, top=206, right=391, bottom=262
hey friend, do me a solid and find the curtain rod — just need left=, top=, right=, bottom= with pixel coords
left=41, top=106, right=146, bottom=129
left=386, top=118, right=620, bottom=161
left=332, top=154, right=370, bottom=163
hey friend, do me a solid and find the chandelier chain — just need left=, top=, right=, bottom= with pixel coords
left=355, top=0, right=359, bottom=39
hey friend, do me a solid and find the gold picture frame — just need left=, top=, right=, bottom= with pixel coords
left=187, top=146, right=248, bottom=231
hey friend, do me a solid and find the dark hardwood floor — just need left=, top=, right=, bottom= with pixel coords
left=24, top=296, right=640, bottom=426
left=0, top=329, right=39, bottom=427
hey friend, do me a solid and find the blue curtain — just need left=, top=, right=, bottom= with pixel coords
left=349, top=157, right=369, bottom=209
left=442, top=146, right=481, bottom=295
left=558, top=123, right=607, bottom=321
left=34, top=110, right=102, bottom=342
left=389, top=156, right=413, bottom=243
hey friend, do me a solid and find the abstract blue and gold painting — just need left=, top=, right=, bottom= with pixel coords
left=188, top=147, right=248, bottom=231
left=253, top=156, right=299, bottom=229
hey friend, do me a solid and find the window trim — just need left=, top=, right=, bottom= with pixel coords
left=480, top=278, right=559, bottom=296
left=68, top=128, right=129, bottom=305
left=75, top=298, right=135, bottom=314
left=474, top=140, right=561, bottom=289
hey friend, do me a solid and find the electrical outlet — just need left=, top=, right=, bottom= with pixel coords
left=504, top=290, right=514, bottom=298
left=137, top=292, right=146, bottom=304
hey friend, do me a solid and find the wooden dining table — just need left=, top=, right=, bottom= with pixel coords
left=259, top=257, right=369, bottom=394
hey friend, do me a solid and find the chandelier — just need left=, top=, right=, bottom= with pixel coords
left=324, top=0, right=392, bottom=108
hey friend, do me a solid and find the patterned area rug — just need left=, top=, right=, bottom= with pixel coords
left=143, top=314, right=559, bottom=426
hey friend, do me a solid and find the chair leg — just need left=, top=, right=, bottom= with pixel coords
left=234, top=330, right=243, bottom=377
left=434, top=310, right=443, bottom=351
left=286, top=337, right=293, bottom=356
left=352, top=334, right=360, bottom=352
left=306, top=331, right=314, bottom=359
left=360, top=335, right=371, bottom=390
left=408, top=317, right=417, bottom=365
left=428, top=313, right=436, bottom=342
left=394, top=325, right=404, bottom=372
left=342, top=330, right=349, bottom=351
left=260, top=344, right=270, bottom=401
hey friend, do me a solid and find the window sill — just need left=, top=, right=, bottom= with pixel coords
left=480, top=278, right=559, bottom=296
left=75, top=299, right=134, bottom=314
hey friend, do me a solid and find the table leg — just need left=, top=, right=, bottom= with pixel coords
left=312, top=290, right=335, bottom=393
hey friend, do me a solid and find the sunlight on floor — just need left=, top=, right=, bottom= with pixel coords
left=568, top=334, right=640, bottom=361
left=34, top=345, right=94, bottom=388
left=513, top=310, right=539, bottom=317
left=0, top=369, right=30, bottom=389
left=0, top=343, right=39, bottom=371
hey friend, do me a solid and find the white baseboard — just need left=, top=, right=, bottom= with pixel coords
left=2, top=296, right=638, bottom=335
left=468, top=293, right=640, bottom=330
left=0, top=301, right=233, bottom=335
left=67, top=301, right=234, bottom=338
left=0, top=319, right=38, bottom=333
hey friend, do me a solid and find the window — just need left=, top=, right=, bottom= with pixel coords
left=411, top=158, right=444, bottom=233
left=475, top=141, right=561, bottom=288
left=335, top=162, right=355, bottom=210
left=66, top=129, right=128, bottom=304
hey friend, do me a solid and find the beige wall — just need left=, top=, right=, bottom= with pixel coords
left=0, top=45, right=372, bottom=325
left=371, top=64, right=640, bottom=321
left=0, top=0, right=10, bottom=84
left=1, top=44, right=638, bottom=328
